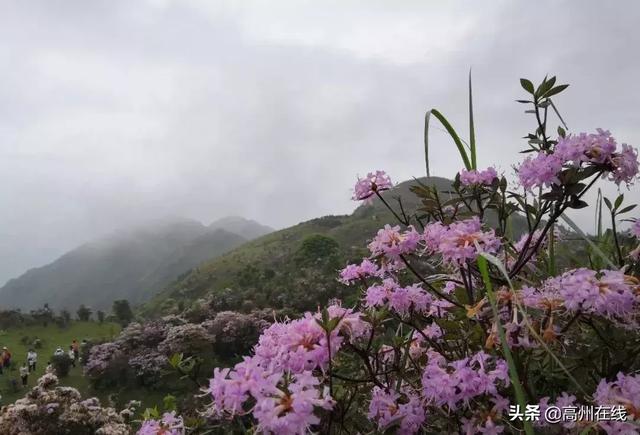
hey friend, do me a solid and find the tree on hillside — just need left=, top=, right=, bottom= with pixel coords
left=58, top=309, right=71, bottom=328
left=97, top=310, right=105, bottom=323
left=76, top=304, right=93, bottom=321
left=112, top=299, right=133, bottom=326
left=30, top=303, right=53, bottom=327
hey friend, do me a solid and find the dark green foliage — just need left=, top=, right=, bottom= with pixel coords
left=51, top=354, right=73, bottom=377
left=294, top=234, right=340, bottom=266
left=76, top=305, right=92, bottom=321
left=112, top=300, right=134, bottom=326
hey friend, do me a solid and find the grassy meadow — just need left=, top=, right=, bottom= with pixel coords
left=0, top=321, right=120, bottom=405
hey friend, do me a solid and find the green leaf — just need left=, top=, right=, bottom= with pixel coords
left=603, top=197, right=613, bottom=211
left=520, top=78, right=535, bottom=94
left=617, top=204, right=637, bottom=214
left=557, top=126, right=566, bottom=138
left=614, top=194, right=624, bottom=210
left=424, top=109, right=472, bottom=176
left=541, top=84, right=569, bottom=99
left=468, top=70, right=477, bottom=169
left=477, top=256, right=533, bottom=435
left=536, top=76, right=556, bottom=98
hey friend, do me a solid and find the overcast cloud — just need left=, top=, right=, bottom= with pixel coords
left=1, top=0, right=639, bottom=285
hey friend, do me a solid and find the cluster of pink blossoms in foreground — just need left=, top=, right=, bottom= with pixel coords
left=533, top=373, right=640, bottom=432
left=352, top=170, right=393, bottom=202
left=208, top=304, right=368, bottom=434
left=522, top=268, right=640, bottom=323
left=516, top=130, right=639, bottom=191
left=338, top=258, right=380, bottom=284
left=138, top=411, right=185, bottom=435
left=459, top=166, right=498, bottom=187
left=364, top=217, right=501, bottom=268
left=421, top=350, right=509, bottom=411
left=368, top=386, right=425, bottom=434
left=423, top=217, right=502, bottom=266
left=364, top=279, right=452, bottom=317
left=368, top=224, right=421, bottom=261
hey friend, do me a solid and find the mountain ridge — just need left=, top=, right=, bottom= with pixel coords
left=0, top=216, right=272, bottom=311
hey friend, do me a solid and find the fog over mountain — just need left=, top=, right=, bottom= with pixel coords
left=0, top=216, right=272, bottom=310
left=1, top=1, right=639, bottom=285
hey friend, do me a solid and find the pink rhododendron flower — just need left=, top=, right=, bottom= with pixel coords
left=459, top=167, right=498, bottom=186
left=338, top=259, right=380, bottom=284
left=594, top=372, right=640, bottom=433
left=421, top=350, right=509, bottom=411
left=365, top=280, right=434, bottom=316
left=555, top=129, right=618, bottom=165
left=321, top=303, right=371, bottom=342
left=138, top=411, right=185, bottom=435
left=368, top=224, right=421, bottom=260
left=253, top=313, right=343, bottom=373
left=436, top=217, right=502, bottom=265
left=364, top=278, right=399, bottom=308
left=516, top=152, right=563, bottom=191
left=609, top=143, right=640, bottom=186
left=253, top=371, right=335, bottom=435
left=368, top=386, right=426, bottom=434
left=353, top=170, right=393, bottom=202
left=523, top=269, right=640, bottom=323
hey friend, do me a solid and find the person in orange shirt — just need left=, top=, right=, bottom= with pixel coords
left=1, top=347, right=12, bottom=369
left=71, top=339, right=79, bottom=361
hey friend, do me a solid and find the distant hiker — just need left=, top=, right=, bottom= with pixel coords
left=53, top=347, right=64, bottom=357
left=1, top=347, right=12, bottom=369
left=71, top=339, right=79, bottom=360
left=27, top=349, right=37, bottom=372
left=19, top=363, right=28, bottom=387
left=68, top=346, right=76, bottom=368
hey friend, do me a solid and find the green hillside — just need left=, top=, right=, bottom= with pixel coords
left=142, top=177, right=461, bottom=316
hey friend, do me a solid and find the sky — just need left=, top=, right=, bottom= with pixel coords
left=1, top=0, right=639, bottom=285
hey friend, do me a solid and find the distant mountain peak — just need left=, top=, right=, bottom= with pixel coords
left=0, top=215, right=272, bottom=311
left=209, top=216, right=273, bottom=240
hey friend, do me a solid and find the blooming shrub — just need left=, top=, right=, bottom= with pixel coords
left=138, top=411, right=185, bottom=435
left=203, top=76, right=640, bottom=434
left=0, top=373, right=133, bottom=434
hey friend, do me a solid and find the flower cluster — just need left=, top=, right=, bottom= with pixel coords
left=368, top=224, right=421, bottom=261
left=364, top=280, right=447, bottom=317
left=0, top=373, right=132, bottom=434
left=338, top=258, right=380, bottom=284
left=516, top=151, right=564, bottom=191
left=516, top=130, right=639, bottom=191
left=368, top=386, right=426, bottom=434
left=594, top=372, right=640, bottom=432
left=129, top=352, right=168, bottom=379
left=208, top=303, right=372, bottom=432
left=523, top=268, right=640, bottom=322
left=84, top=342, right=125, bottom=379
left=459, top=166, right=498, bottom=187
left=352, top=170, right=393, bottom=202
left=423, top=217, right=502, bottom=265
left=421, top=350, right=509, bottom=411
left=138, top=411, right=185, bottom=435
left=157, top=323, right=214, bottom=356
